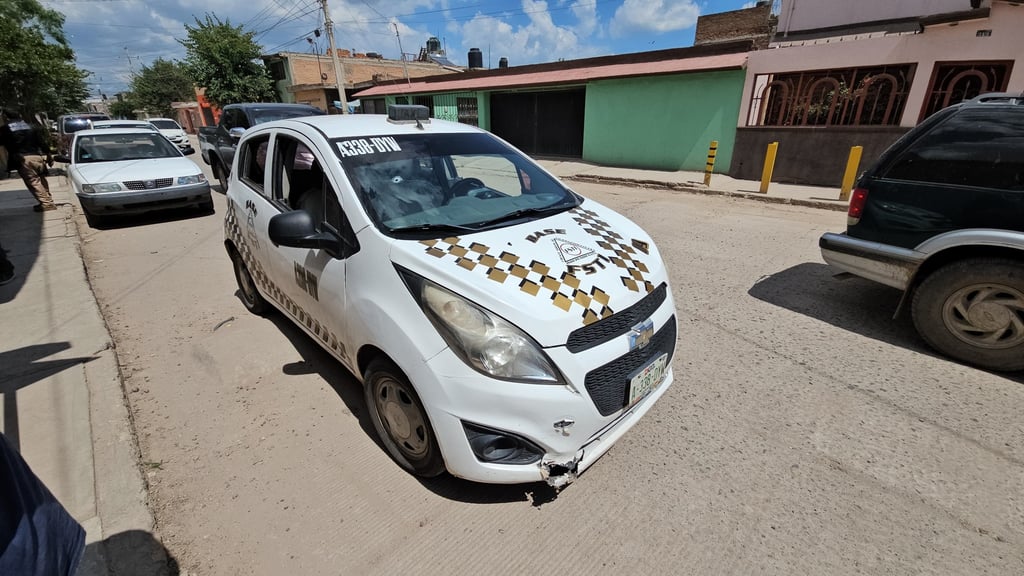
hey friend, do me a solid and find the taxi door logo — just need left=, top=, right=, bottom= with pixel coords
left=552, top=238, right=595, bottom=265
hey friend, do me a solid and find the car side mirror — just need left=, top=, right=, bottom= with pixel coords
left=229, top=127, right=246, bottom=139
left=182, top=146, right=196, bottom=156
left=268, top=210, right=344, bottom=257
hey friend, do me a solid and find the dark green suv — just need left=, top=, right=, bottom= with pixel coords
left=820, top=93, right=1024, bottom=372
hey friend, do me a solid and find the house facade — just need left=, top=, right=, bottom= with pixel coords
left=261, top=50, right=458, bottom=113
left=732, top=0, right=1024, bottom=185
left=354, top=42, right=754, bottom=173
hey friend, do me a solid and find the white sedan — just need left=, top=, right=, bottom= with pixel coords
left=60, top=128, right=212, bottom=227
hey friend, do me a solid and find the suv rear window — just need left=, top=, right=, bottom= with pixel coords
left=883, top=108, right=1024, bottom=190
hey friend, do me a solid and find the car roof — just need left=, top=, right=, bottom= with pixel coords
left=92, top=120, right=154, bottom=125
left=73, top=128, right=164, bottom=136
left=258, top=114, right=483, bottom=140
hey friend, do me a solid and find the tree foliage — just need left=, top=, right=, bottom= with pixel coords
left=0, top=0, right=90, bottom=116
left=128, top=58, right=194, bottom=117
left=179, top=14, right=274, bottom=108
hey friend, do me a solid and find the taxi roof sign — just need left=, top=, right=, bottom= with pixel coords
left=387, top=104, right=430, bottom=126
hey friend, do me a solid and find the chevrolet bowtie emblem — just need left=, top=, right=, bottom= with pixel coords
left=629, top=319, right=654, bottom=350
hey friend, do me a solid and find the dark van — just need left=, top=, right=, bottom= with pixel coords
left=57, top=113, right=110, bottom=155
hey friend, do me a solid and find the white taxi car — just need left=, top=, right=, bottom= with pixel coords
left=224, top=105, right=677, bottom=487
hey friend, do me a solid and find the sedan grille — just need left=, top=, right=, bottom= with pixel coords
left=123, top=178, right=173, bottom=191
left=584, top=316, right=676, bottom=416
left=567, top=283, right=667, bottom=353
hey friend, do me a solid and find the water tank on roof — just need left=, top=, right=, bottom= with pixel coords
left=427, top=37, right=441, bottom=53
left=498, top=57, right=508, bottom=69
left=468, top=48, right=483, bottom=69
left=366, top=52, right=381, bottom=59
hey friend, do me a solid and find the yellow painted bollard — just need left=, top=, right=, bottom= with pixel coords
left=703, top=140, right=718, bottom=187
left=758, top=141, right=779, bottom=194
left=839, top=145, right=864, bottom=201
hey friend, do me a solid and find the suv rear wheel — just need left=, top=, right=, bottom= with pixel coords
left=912, top=258, right=1024, bottom=372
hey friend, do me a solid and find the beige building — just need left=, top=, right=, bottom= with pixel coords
left=262, top=50, right=460, bottom=113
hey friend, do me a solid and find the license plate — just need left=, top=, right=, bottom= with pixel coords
left=628, top=353, right=668, bottom=406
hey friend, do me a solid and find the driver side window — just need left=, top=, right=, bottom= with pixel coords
left=449, top=154, right=523, bottom=197
left=272, top=136, right=333, bottom=230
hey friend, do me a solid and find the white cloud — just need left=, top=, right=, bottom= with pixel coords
left=455, top=0, right=603, bottom=66
left=741, top=1, right=757, bottom=8
left=610, top=0, right=700, bottom=37
left=570, top=0, right=598, bottom=37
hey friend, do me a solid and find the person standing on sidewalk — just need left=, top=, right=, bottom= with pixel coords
left=0, top=108, right=56, bottom=212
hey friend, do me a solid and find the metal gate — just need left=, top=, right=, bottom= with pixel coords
left=490, top=89, right=585, bottom=157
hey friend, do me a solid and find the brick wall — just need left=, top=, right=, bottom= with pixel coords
left=285, top=53, right=457, bottom=86
left=695, top=5, right=774, bottom=48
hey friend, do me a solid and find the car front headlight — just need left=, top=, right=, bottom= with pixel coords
left=81, top=182, right=122, bottom=193
left=177, top=174, right=207, bottom=185
left=401, top=270, right=563, bottom=383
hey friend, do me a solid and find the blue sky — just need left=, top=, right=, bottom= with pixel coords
left=42, top=0, right=766, bottom=96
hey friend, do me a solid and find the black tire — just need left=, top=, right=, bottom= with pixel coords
left=912, top=258, right=1024, bottom=372
left=230, top=248, right=269, bottom=315
left=212, top=160, right=228, bottom=193
left=83, top=207, right=105, bottom=228
left=363, top=358, right=446, bottom=477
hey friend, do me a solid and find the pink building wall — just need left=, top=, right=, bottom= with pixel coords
left=740, top=1, right=1023, bottom=127
left=778, top=0, right=979, bottom=35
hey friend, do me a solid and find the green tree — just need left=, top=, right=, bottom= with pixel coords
left=0, top=0, right=90, bottom=116
left=108, top=96, right=137, bottom=119
left=179, top=14, right=274, bottom=107
left=129, top=58, right=194, bottom=117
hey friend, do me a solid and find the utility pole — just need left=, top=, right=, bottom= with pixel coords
left=394, top=23, right=411, bottom=86
left=320, top=0, right=349, bottom=114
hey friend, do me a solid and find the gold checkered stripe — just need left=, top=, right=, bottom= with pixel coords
left=225, top=200, right=347, bottom=357
left=421, top=237, right=614, bottom=325
left=570, top=207, right=655, bottom=294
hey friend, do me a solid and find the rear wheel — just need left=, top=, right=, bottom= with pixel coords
left=230, top=248, right=268, bottom=315
left=212, top=160, right=228, bottom=192
left=912, top=258, right=1024, bottom=372
left=363, top=358, right=445, bottom=477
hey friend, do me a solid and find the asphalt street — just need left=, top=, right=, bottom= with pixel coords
left=70, top=152, right=1024, bottom=575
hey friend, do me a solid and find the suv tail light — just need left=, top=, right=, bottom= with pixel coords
left=847, top=187, right=868, bottom=226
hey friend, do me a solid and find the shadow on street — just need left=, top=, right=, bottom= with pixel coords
left=258, top=303, right=562, bottom=507
left=749, top=261, right=1023, bottom=382
left=81, top=529, right=180, bottom=576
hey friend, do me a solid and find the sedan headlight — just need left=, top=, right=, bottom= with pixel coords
left=401, top=270, right=563, bottom=383
left=81, top=182, right=122, bottom=193
left=177, top=174, right=207, bottom=185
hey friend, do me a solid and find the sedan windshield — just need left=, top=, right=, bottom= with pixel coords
left=333, top=132, right=579, bottom=236
left=149, top=120, right=180, bottom=130
left=75, top=133, right=182, bottom=163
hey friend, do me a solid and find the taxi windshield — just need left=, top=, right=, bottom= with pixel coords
left=333, top=132, right=579, bottom=236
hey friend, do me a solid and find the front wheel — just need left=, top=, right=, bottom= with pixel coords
left=912, top=258, right=1024, bottom=372
left=363, top=358, right=445, bottom=477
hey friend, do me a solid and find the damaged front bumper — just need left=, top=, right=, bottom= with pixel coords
left=541, top=455, right=582, bottom=489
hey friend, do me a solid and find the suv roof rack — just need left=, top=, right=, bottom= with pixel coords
left=966, top=92, right=1024, bottom=105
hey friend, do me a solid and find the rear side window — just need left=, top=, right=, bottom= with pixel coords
left=239, top=134, right=271, bottom=196
left=884, top=109, right=1024, bottom=190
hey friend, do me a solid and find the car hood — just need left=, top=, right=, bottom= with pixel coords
left=389, top=200, right=669, bottom=348
left=73, top=157, right=200, bottom=184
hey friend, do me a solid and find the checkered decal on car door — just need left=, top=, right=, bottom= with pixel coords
left=225, top=199, right=347, bottom=357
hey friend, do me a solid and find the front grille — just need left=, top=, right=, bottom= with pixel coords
left=567, top=283, right=667, bottom=353
left=123, top=178, right=173, bottom=191
left=584, top=316, right=676, bottom=416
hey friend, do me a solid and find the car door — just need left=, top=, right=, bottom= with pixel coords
left=267, top=131, right=357, bottom=370
left=227, top=130, right=277, bottom=302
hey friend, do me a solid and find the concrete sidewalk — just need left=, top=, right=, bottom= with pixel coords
left=536, top=159, right=851, bottom=212
left=0, top=172, right=167, bottom=575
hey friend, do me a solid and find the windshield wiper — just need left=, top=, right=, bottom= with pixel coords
left=387, top=222, right=479, bottom=234
left=468, top=204, right=573, bottom=229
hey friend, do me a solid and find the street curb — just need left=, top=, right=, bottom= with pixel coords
left=52, top=179, right=168, bottom=574
left=565, top=174, right=850, bottom=212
